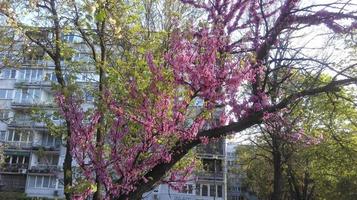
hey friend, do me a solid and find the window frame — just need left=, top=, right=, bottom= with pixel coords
left=0, top=69, right=16, bottom=79
left=0, top=89, right=14, bottom=99
left=28, top=175, right=57, bottom=189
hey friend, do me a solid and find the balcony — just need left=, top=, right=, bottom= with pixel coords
left=15, top=80, right=52, bottom=88
left=196, top=140, right=225, bottom=157
left=196, top=153, right=225, bottom=159
left=0, top=163, right=28, bottom=174
left=5, top=141, right=32, bottom=150
left=28, top=165, right=61, bottom=174
left=8, top=120, right=46, bottom=130
left=11, top=101, right=56, bottom=109
left=22, top=59, right=46, bottom=67
left=31, top=144, right=61, bottom=152
left=196, top=171, right=225, bottom=181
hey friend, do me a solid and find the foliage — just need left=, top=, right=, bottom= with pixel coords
left=236, top=88, right=357, bottom=200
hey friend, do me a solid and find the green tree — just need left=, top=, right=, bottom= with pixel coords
left=237, top=88, right=357, bottom=200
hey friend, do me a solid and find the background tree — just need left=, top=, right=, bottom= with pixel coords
left=236, top=84, right=357, bottom=200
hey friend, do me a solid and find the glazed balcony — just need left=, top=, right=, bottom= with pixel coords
left=32, top=138, right=61, bottom=151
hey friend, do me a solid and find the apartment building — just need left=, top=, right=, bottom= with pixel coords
left=143, top=138, right=227, bottom=200
left=0, top=28, right=96, bottom=198
left=226, top=141, right=258, bottom=200
left=0, top=63, right=66, bottom=198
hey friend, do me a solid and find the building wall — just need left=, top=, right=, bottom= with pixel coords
left=226, top=141, right=258, bottom=200
left=144, top=138, right=227, bottom=200
left=0, top=64, right=66, bottom=198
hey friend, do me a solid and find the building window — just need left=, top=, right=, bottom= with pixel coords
left=35, top=176, right=42, bottom=187
left=0, top=69, right=16, bottom=79
left=202, top=185, right=208, bottom=196
left=44, top=72, right=57, bottom=81
left=153, top=194, right=158, bottom=200
left=202, top=159, right=223, bottom=172
left=5, top=155, right=29, bottom=165
left=210, top=185, right=216, bottom=197
left=63, top=34, right=74, bottom=43
left=188, top=184, right=193, bottom=194
left=196, top=184, right=200, bottom=195
left=0, top=89, right=13, bottom=99
left=7, top=130, right=33, bottom=143
left=0, top=110, right=10, bottom=120
left=13, top=132, right=20, bottom=141
left=85, top=92, right=94, bottom=102
left=76, top=73, right=97, bottom=82
left=38, top=154, right=59, bottom=166
left=17, top=69, right=43, bottom=82
left=179, top=184, right=194, bottom=194
left=28, top=175, right=57, bottom=189
left=14, top=89, right=42, bottom=104
left=217, top=185, right=223, bottom=197
left=41, top=132, right=60, bottom=147
left=0, top=130, right=6, bottom=141
left=58, top=180, right=64, bottom=188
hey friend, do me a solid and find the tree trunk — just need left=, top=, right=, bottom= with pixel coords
left=272, top=144, right=282, bottom=200
left=93, top=19, right=107, bottom=199
left=63, top=126, right=73, bottom=200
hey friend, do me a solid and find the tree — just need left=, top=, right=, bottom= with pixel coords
left=57, top=0, right=357, bottom=199
left=236, top=84, right=357, bottom=200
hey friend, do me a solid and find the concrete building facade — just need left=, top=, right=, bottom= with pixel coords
left=0, top=63, right=66, bottom=198
left=143, top=139, right=227, bottom=200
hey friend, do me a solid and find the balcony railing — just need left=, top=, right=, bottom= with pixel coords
left=22, top=60, right=45, bottom=66
left=15, top=80, right=52, bottom=87
left=196, top=171, right=224, bottom=181
left=8, top=120, right=46, bottom=129
left=196, top=153, right=225, bottom=159
left=11, top=101, right=55, bottom=109
left=31, top=143, right=61, bottom=151
left=196, top=142, right=224, bottom=156
left=6, top=141, right=33, bottom=149
left=3, top=140, right=60, bottom=150
left=28, top=165, right=61, bottom=173
left=0, top=163, right=29, bottom=173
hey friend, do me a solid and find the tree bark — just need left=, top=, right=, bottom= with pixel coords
left=63, top=127, right=73, bottom=200
left=271, top=141, right=282, bottom=200
left=93, top=17, right=107, bottom=200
